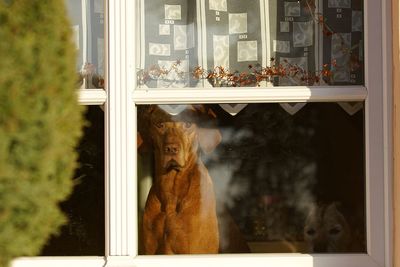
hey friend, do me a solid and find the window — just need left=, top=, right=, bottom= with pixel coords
left=132, top=0, right=392, bottom=265
left=137, top=102, right=366, bottom=254
left=40, top=106, right=105, bottom=257
left=37, top=0, right=107, bottom=257
left=12, top=0, right=393, bottom=266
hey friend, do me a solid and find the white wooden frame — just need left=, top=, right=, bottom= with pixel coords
left=12, top=0, right=393, bottom=266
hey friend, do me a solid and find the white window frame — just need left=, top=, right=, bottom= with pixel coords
left=12, top=0, right=393, bottom=266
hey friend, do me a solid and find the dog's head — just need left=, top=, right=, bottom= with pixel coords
left=303, top=202, right=351, bottom=253
left=138, top=105, right=221, bottom=174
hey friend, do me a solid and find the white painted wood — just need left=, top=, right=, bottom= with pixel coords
left=9, top=254, right=378, bottom=267
left=105, top=256, right=134, bottom=267
left=126, top=0, right=137, bottom=257
left=107, top=0, right=132, bottom=257
left=86, top=0, right=93, bottom=64
left=11, top=254, right=376, bottom=267
left=82, top=0, right=88, bottom=64
left=133, top=86, right=367, bottom=104
left=11, top=257, right=105, bottom=267
left=260, top=0, right=268, bottom=69
left=139, top=0, right=145, bottom=70
left=104, top=0, right=110, bottom=257
left=106, top=0, right=137, bottom=258
left=364, top=0, right=387, bottom=266
left=77, top=89, right=107, bottom=105
left=132, top=254, right=380, bottom=267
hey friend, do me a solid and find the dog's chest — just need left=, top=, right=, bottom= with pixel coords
left=158, top=169, right=200, bottom=212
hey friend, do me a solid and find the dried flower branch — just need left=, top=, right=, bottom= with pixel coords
left=192, top=58, right=333, bottom=87
left=137, top=60, right=186, bottom=86
left=78, top=62, right=105, bottom=89
left=137, top=59, right=334, bottom=88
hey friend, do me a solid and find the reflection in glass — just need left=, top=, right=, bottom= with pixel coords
left=137, top=0, right=364, bottom=88
left=40, top=106, right=105, bottom=256
left=65, top=0, right=105, bottom=89
left=137, top=103, right=366, bottom=254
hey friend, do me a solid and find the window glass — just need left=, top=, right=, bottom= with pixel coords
left=40, top=106, right=105, bottom=256
left=137, top=0, right=363, bottom=88
left=137, top=103, right=366, bottom=254
left=66, top=0, right=105, bottom=89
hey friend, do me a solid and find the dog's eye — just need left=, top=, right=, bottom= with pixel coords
left=155, top=122, right=164, bottom=129
left=329, top=227, right=341, bottom=235
left=183, top=122, right=192, bottom=128
left=306, top=229, right=316, bottom=236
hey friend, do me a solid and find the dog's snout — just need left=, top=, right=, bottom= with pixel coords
left=313, top=243, right=327, bottom=253
left=164, top=144, right=180, bottom=155
left=163, top=131, right=182, bottom=156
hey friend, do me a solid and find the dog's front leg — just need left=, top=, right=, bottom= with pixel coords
left=162, top=205, right=193, bottom=254
left=143, top=188, right=164, bottom=254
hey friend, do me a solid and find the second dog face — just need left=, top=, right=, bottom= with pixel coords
left=303, top=203, right=351, bottom=253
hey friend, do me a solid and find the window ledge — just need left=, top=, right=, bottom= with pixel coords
left=78, top=89, right=107, bottom=105
left=133, top=86, right=367, bottom=104
left=11, top=257, right=106, bottom=267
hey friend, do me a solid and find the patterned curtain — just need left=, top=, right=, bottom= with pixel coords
left=141, top=0, right=364, bottom=116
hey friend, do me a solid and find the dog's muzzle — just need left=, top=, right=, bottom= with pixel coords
left=313, top=242, right=328, bottom=253
left=165, top=159, right=183, bottom=172
left=162, top=142, right=185, bottom=172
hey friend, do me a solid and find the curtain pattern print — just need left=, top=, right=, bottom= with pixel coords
left=141, top=0, right=199, bottom=88
left=322, top=0, right=364, bottom=85
left=203, top=0, right=263, bottom=87
left=139, top=0, right=364, bottom=116
left=268, top=0, right=317, bottom=86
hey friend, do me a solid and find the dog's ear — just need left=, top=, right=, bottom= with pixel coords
left=198, top=128, right=222, bottom=154
left=137, top=133, right=143, bottom=148
left=137, top=131, right=153, bottom=153
left=331, top=201, right=346, bottom=215
left=137, top=132, right=151, bottom=152
left=137, top=105, right=156, bottom=152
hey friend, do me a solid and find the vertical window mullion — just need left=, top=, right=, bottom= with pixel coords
left=107, top=0, right=132, bottom=257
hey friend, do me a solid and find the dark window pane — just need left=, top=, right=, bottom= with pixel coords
left=41, top=106, right=105, bottom=256
left=137, top=103, right=365, bottom=254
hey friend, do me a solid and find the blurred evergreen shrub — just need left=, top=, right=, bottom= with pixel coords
left=0, top=1, right=84, bottom=265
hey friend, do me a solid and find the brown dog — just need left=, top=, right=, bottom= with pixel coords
left=139, top=105, right=221, bottom=254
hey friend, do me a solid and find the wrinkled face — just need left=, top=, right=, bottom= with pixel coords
left=150, top=120, right=198, bottom=173
left=304, top=204, right=351, bottom=252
